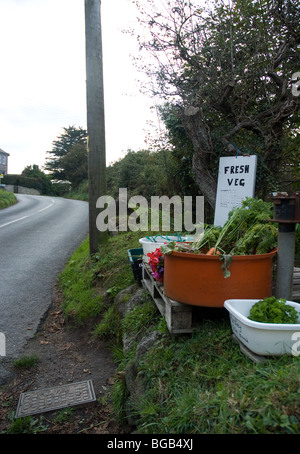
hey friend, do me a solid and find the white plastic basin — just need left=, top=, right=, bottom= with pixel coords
left=224, top=299, right=300, bottom=356
left=139, top=235, right=193, bottom=260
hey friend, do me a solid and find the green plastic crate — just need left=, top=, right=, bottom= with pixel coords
left=128, top=248, right=144, bottom=283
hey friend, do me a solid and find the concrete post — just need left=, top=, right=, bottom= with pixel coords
left=275, top=223, right=296, bottom=300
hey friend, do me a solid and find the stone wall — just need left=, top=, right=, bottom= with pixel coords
left=5, top=185, right=41, bottom=195
left=114, top=284, right=164, bottom=427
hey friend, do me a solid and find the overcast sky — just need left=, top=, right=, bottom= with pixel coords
left=0, top=0, right=157, bottom=174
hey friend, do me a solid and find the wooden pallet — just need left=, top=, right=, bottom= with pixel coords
left=142, top=263, right=194, bottom=334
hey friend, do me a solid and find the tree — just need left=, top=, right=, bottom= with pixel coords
left=59, top=143, right=88, bottom=188
left=106, top=148, right=182, bottom=200
left=22, top=164, right=45, bottom=178
left=134, top=0, right=300, bottom=208
left=85, top=0, right=107, bottom=254
left=45, top=126, right=87, bottom=181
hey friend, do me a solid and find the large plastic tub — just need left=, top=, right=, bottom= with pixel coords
left=224, top=298, right=300, bottom=356
left=164, top=249, right=277, bottom=307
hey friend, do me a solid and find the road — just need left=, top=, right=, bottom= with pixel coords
left=0, top=194, right=89, bottom=359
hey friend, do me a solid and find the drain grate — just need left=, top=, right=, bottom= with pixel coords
left=15, top=380, right=96, bottom=418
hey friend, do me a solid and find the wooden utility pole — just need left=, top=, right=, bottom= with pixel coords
left=85, top=0, right=107, bottom=254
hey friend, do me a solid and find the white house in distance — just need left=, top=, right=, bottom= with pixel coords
left=0, top=148, right=9, bottom=175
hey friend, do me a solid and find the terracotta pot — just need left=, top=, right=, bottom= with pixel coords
left=164, top=249, right=277, bottom=307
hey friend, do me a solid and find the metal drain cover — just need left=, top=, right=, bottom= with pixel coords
left=15, top=380, right=96, bottom=418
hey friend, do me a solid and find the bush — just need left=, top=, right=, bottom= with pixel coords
left=0, top=189, right=17, bottom=209
left=3, top=174, right=43, bottom=191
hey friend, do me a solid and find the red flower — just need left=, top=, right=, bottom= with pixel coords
left=147, top=248, right=164, bottom=282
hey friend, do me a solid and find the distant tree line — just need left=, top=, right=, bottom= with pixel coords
left=5, top=115, right=298, bottom=205
left=41, top=125, right=200, bottom=201
left=106, top=148, right=198, bottom=200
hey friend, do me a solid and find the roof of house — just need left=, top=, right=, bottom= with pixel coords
left=0, top=148, right=10, bottom=156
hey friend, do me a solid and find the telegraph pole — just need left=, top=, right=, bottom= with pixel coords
left=85, top=0, right=107, bottom=254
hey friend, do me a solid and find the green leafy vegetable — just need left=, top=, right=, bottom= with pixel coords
left=219, top=254, right=232, bottom=279
left=248, top=297, right=299, bottom=324
left=177, top=197, right=277, bottom=257
left=233, top=223, right=278, bottom=255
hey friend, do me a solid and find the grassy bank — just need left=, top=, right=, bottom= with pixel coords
left=124, top=320, right=300, bottom=434
left=59, top=232, right=141, bottom=324
left=58, top=231, right=300, bottom=434
left=0, top=189, right=17, bottom=209
left=64, top=180, right=88, bottom=201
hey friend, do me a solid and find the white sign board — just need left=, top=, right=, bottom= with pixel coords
left=214, top=155, right=257, bottom=226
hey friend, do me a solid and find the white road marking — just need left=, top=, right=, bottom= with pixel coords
left=0, top=216, right=29, bottom=229
left=38, top=203, right=54, bottom=213
left=0, top=198, right=56, bottom=228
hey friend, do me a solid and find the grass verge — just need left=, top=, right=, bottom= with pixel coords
left=58, top=231, right=300, bottom=434
left=12, top=355, right=39, bottom=370
left=58, top=231, right=142, bottom=325
left=0, top=189, right=17, bottom=209
left=128, top=320, right=300, bottom=434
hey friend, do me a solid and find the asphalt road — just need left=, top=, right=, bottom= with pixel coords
left=0, top=194, right=89, bottom=359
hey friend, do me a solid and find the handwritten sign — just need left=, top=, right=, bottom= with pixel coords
left=214, top=155, right=257, bottom=226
